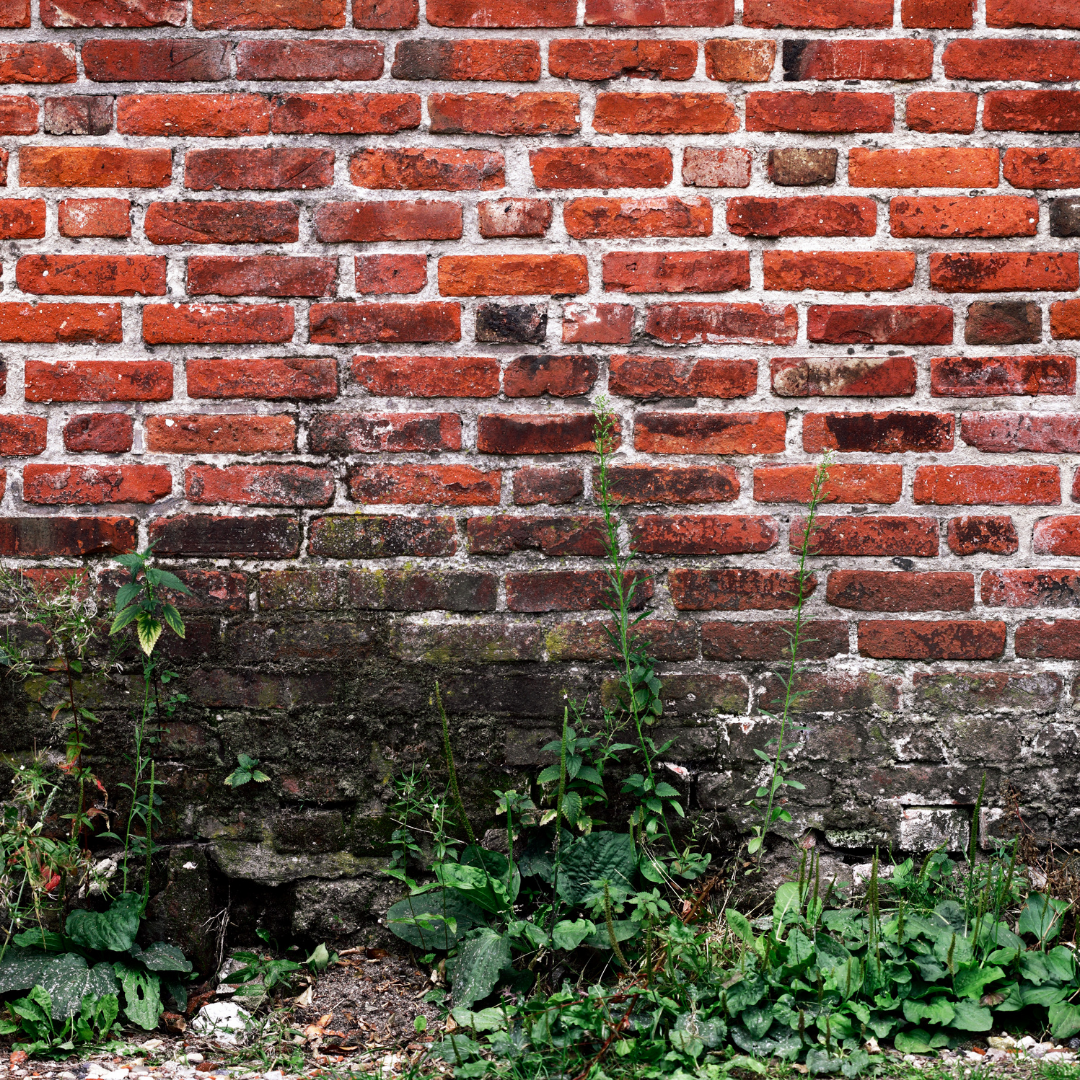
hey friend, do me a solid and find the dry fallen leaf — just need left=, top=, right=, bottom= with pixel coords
left=295, top=984, right=315, bottom=1007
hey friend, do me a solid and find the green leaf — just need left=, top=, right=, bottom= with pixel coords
left=66, top=892, right=142, bottom=953
left=129, top=942, right=192, bottom=973
left=557, top=831, right=636, bottom=905
left=386, top=889, right=486, bottom=951
left=653, top=782, right=680, bottom=798
left=952, top=962, right=1004, bottom=999
left=893, top=1028, right=935, bottom=1054
left=1046, top=945, right=1076, bottom=984
left=902, top=997, right=955, bottom=1026
left=306, top=944, right=331, bottom=973
left=537, top=765, right=561, bottom=785
left=109, top=604, right=141, bottom=636
left=551, top=919, right=594, bottom=952
left=450, top=929, right=511, bottom=1009
left=115, top=964, right=162, bottom=1030
left=153, top=570, right=193, bottom=595
left=741, top=1005, right=774, bottom=1039
left=950, top=1000, right=992, bottom=1031
left=161, top=603, right=185, bottom=639
left=135, top=613, right=163, bottom=656
left=113, top=553, right=145, bottom=571
left=113, top=582, right=142, bottom=612
left=11, top=930, right=66, bottom=952
left=726, top=908, right=756, bottom=949
left=772, top=882, right=801, bottom=932
left=1049, top=1002, right=1080, bottom=1040
left=1018, top=893, right=1068, bottom=943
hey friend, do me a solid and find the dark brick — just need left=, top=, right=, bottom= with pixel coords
left=149, top=514, right=301, bottom=558
left=965, top=301, right=1042, bottom=346
left=474, top=302, right=547, bottom=344
left=767, top=147, right=837, bottom=185
left=347, top=569, right=496, bottom=610
left=308, top=514, right=457, bottom=557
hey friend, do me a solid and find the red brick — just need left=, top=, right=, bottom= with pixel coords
left=16, top=255, right=165, bottom=296
left=858, top=620, right=1005, bottom=660
left=804, top=411, right=953, bottom=454
left=743, top=0, right=891, bottom=27
left=772, top=355, right=917, bottom=396
left=193, top=0, right=345, bottom=28
left=26, top=359, right=170, bottom=402
left=550, top=39, right=696, bottom=81
left=391, top=39, right=538, bottom=81
left=347, top=463, right=498, bottom=505
left=513, top=467, right=583, bottom=505
left=426, top=0, right=574, bottom=25
left=144, top=304, right=292, bottom=345
left=20, top=147, right=171, bottom=188
left=0, top=199, right=44, bottom=239
left=352, top=354, right=497, bottom=397
left=961, top=412, right=1080, bottom=454
left=145, top=201, right=298, bottom=244
left=728, top=196, right=876, bottom=237
left=849, top=148, right=999, bottom=188
left=58, top=198, right=128, bottom=238
left=645, top=302, right=797, bottom=345
left=82, top=39, right=229, bottom=81
left=602, top=250, right=748, bottom=294
left=1004, top=148, right=1080, bottom=190
left=478, top=199, right=551, bottom=238
left=905, top=92, right=977, bottom=134
left=63, top=412, right=133, bottom=453
left=309, top=412, right=459, bottom=454
left=562, top=302, right=633, bottom=343
left=797, top=515, right=938, bottom=556
left=345, top=569, right=495, bottom=612
left=146, top=414, right=296, bottom=454
left=931, top=355, right=1075, bottom=397
left=0, top=303, right=120, bottom=343
left=40, top=0, right=178, bottom=24
left=902, top=0, right=972, bottom=27
left=635, top=411, right=786, bottom=454
left=1015, top=619, right=1080, bottom=659
left=930, top=252, right=1078, bottom=292
left=987, top=0, right=1080, bottom=28
left=765, top=251, right=915, bottom=292
left=0, top=95, right=36, bottom=133
left=584, top=0, right=732, bottom=25
left=915, top=465, right=1061, bottom=505
left=350, top=148, right=504, bottom=190
left=355, top=254, right=426, bottom=295
left=438, top=254, right=587, bottom=297
left=564, top=196, right=711, bottom=239
left=116, top=93, right=269, bottom=137
left=755, top=464, right=902, bottom=504
left=984, top=570, right=1080, bottom=608
left=353, top=0, right=418, bottom=28
left=236, top=40, right=383, bottom=81
left=315, top=200, right=460, bottom=243
left=610, top=355, right=755, bottom=398
left=807, top=305, right=953, bottom=346
left=1034, top=516, right=1080, bottom=557
left=702, top=619, right=847, bottom=660
left=966, top=301, right=1042, bottom=346
left=945, top=40, right=1080, bottom=83
left=601, top=464, right=738, bottom=504
left=269, top=93, right=419, bottom=135
left=0, top=415, right=44, bottom=456
left=187, top=358, right=336, bottom=400
left=632, top=513, right=778, bottom=554
left=783, top=40, right=932, bottom=81
left=531, top=147, right=671, bottom=188
left=1050, top=300, right=1080, bottom=340
left=504, top=354, right=598, bottom=397
left=827, top=570, right=973, bottom=612
left=0, top=516, right=135, bottom=557
left=669, top=568, right=813, bottom=611
left=467, top=514, right=604, bottom=555
left=985, top=92, right=1080, bottom=133
left=593, top=92, right=737, bottom=134
left=152, top=514, right=301, bottom=559
left=682, top=147, right=752, bottom=187
left=747, top=92, right=893, bottom=133
left=948, top=516, right=1018, bottom=556
left=310, top=303, right=460, bottom=344
left=891, top=197, right=1037, bottom=239
left=24, top=463, right=171, bottom=504
left=185, top=148, right=334, bottom=192
left=0, top=43, right=75, bottom=83
left=507, top=569, right=651, bottom=612
left=478, top=413, right=606, bottom=454
left=186, top=464, right=334, bottom=507
left=704, top=39, right=774, bottom=81
left=187, top=256, right=336, bottom=298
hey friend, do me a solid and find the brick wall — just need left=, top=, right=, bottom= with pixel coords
left=2, top=0, right=1080, bottom=936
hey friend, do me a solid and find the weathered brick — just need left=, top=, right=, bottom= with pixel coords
left=145, top=201, right=298, bottom=244
left=930, top=253, right=1078, bottom=293
left=143, top=304, right=294, bottom=345
left=945, top=40, right=1080, bottom=83
left=308, top=514, right=455, bottom=557
left=602, top=251, right=748, bottom=293
left=704, top=39, right=774, bottom=81
left=593, top=92, right=737, bottom=134
left=347, top=570, right=496, bottom=612
left=584, top=0, right=733, bottom=26
left=507, top=570, right=652, bottom=612
left=827, top=571, right=974, bottom=612
left=765, top=251, right=915, bottom=292
left=965, top=301, right=1041, bottom=346
left=0, top=95, right=38, bottom=134
left=269, top=92, right=419, bottom=135
left=477, top=413, right=605, bottom=454
left=475, top=303, right=546, bottom=343
left=772, top=356, right=917, bottom=396
left=636, top=411, right=785, bottom=454
left=348, top=464, right=499, bottom=505
left=849, top=148, right=999, bottom=188
left=466, top=515, right=604, bottom=555
left=807, top=306, right=953, bottom=346
left=426, top=0, right=574, bottom=26
left=987, top=0, right=1080, bottom=27
left=1034, top=516, right=1080, bottom=557
left=804, top=411, right=953, bottom=454
left=549, top=39, right=696, bottom=80
left=744, top=0, right=891, bottom=26
left=310, top=411, right=459, bottom=454
left=1004, top=148, right=1080, bottom=189
left=438, top=254, right=588, bottom=296
left=0, top=43, right=75, bottom=83
left=193, top=0, right=345, bottom=28
left=985, top=91, right=1080, bottom=133
left=669, top=568, right=813, bottom=610
left=747, top=92, right=893, bottom=133
left=729, top=196, right=876, bottom=237
left=902, top=0, right=972, bottom=27
left=1050, top=199, right=1080, bottom=238
left=16, top=254, right=165, bottom=296
left=547, top=620, right=698, bottom=662
left=355, top=254, right=426, bottom=295
left=0, top=516, right=135, bottom=557
left=562, top=302, right=634, bottom=343
left=513, top=467, right=583, bottom=505
left=185, top=148, right=334, bottom=191
left=41, top=0, right=182, bottom=26
left=21, top=147, right=171, bottom=188
left=645, top=302, right=798, bottom=345
left=610, top=355, right=756, bottom=398
left=600, top=464, right=738, bottom=504
left=891, top=197, right=1037, bottom=239
left=23, top=463, right=171, bottom=504
left=531, top=147, right=672, bottom=188
left=151, top=514, right=301, bottom=559
left=478, top=199, right=551, bottom=238
left=146, top=415, right=296, bottom=454
left=702, top=619, right=848, bottom=660
left=632, top=514, right=778, bottom=554
left=0, top=303, right=121, bottom=343
left=63, top=412, right=133, bottom=453
left=236, top=40, right=383, bottom=81
left=858, top=620, right=1006, bottom=660
left=683, top=147, right=752, bottom=187
left=564, top=196, right=711, bottom=239
left=961, top=413, right=1080, bottom=454
left=0, top=415, right=45, bottom=456
left=83, top=39, right=229, bottom=81
left=905, top=92, right=977, bottom=134
left=914, top=465, right=1061, bottom=505
left=187, top=358, right=336, bottom=400
left=353, top=0, right=417, bottom=27
left=1050, top=300, right=1080, bottom=340
left=350, top=148, right=504, bottom=190
left=58, top=198, right=128, bottom=238
left=26, top=359, right=170, bottom=401
left=948, top=516, right=1018, bottom=556
left=117, top=93, right=270, bottom=137
left=392, top=39, right=539, bottom=81
left=504, top=354, right=598, bottom=397
left=352, top=354, right=498, bottom=397
left=931, top=355, right=1075, bottom=397
left=315, top=200, right=461, bottom=242
left=1016, top=619, right=1080, bottom=659
left=186, top=465, right=334, bottom=507
left=754, top=464, right=902, bottom=504
left=984, top=570, right=1080, bottom=608
left=797, top=515, right=939, bottom=557
left=0, top=199, right=45, bottom=239
left=783, top=40, right=932, bottom=81
left=309, top=302, right=461, bottom=344
left=187, top=256, right=336, bottom=298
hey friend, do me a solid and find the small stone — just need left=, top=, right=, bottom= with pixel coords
left=181, top=1054, right=204, bottom=1065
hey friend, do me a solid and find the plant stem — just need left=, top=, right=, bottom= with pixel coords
left=436, top=681, right=474, bottom=845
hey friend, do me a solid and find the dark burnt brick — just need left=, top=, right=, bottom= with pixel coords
left=43, top=95, right=113, bottom=135
left=475, top=302, right=547, bottom=344
left=826, top=570, right=974, bottom=612
left=1016, top=619, right=1080, bottom=660
left=259, top=569, right=340, bottom=610
left=756, top=671, right=900, bottom=715
left=803, top=411, right=954, bottom=453
left=965, top=301, right=1042, bottom=346
left=796, top=515, right=939, bottom=556
left=466, top=514, right=605, bottom=555
left=767, top=147, right=837, bottom=185
left=702, top=619, right=848, bottom=660
left=308, top=514, right=457, bottom=557
left=668, top=568, right=814, bottom=610
left=393, top=625, right=544, bottom=666
left=506, top=569, right=652, bottom=612
left=82, top=39, right=230, bottom=81
left=913, top=671, right=1062, bottom=715
left=186, top=670, right=334, bottom=710
left=347, top=569, right=496, bottom=611
left=0, top=516, right=135, bottom=557
left=513, top=467, right=583, bottom=504
left=63, top=411, right=134, bottom=452
left=100, top=566, right=247, bottom=612
left=981, top=568, right=1080, bottom=608
left=948, top=515, right=1019, bottom=555
left=504, top=354, right=598, bottom=397
left=858, top=619, right=1006, bottom=660
left=1050, top=198, right=1080, bottom=236
left=547, top=619, right=698, bottom=662
left=149, top=514, right=301, bottom=558
left=601, top=464, right=738, bottom=503
left=930, top=355, right=1076, bottom=397
left=477, top=413, right=605, bottom=454
left=225, top=621, right=374, bottom=666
